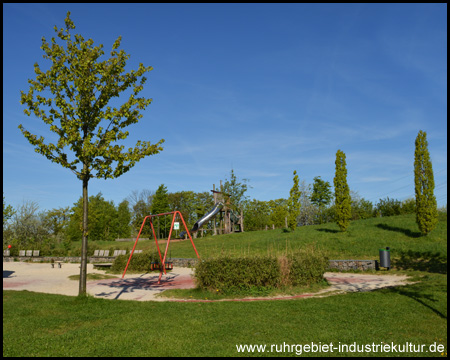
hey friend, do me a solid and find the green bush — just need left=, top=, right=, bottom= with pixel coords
left=110, top=251, right=161, bottom=273
left=375, top=197, right=402, bottom=217
left=51, top=248, right=66, bottom=257
left=194, top=246, right=328, bottom=295
left=400, top=198, right=416, bottom=215
left=284, top=248, right=329, bottom=287
left=195, top=255, right=280, bottom=295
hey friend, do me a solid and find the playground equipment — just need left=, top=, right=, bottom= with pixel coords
left=191, top=202, right=224, bottom=232
left=121, top=211, right=199, bottom=284
left=179, top=181, right=244, bottom=238
left=209, top=181, right=244, bottom=235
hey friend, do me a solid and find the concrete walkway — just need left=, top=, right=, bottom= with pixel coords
left=3, top=262, right=413, bottom=302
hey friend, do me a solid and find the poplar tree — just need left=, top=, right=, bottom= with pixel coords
left=287, top=170, right=301, bottom=231
left=18, top=12, right=164, bottom=295
left=334, top=150, right=351, bottom=232
left=414, top=130, right=438, bottom=235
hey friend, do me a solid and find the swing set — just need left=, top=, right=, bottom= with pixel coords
left=121, top=211, right=200, bottom=284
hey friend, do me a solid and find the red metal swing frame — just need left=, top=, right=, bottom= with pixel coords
left=122, top=211, right=199, bottom=284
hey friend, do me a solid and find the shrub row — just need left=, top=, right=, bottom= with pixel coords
left=110, top=251, right=162, bottom=273
left=194, top=247, right=328, bottom=295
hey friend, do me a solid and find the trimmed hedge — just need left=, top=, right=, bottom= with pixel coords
left=110, top=251, right=162, bottom=273
left=194, top=255, right=280, bottom=294
left=194, top=247, right=328, bottom=295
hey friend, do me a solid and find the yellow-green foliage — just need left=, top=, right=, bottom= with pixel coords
left=414, top=130, right=438, bottom=235
left=194, top=246, right=328, bottom=295
left=288, top=170, right=301, bottom=231
left=334, top=149, right=352, bottom=232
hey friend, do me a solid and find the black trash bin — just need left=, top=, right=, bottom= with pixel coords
left=379, top=247, right=390, bottom=270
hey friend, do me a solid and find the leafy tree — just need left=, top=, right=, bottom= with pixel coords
left=151, top=184, right=170, bottom=238
left=9, top=200, right=49, bottom=248
left=242, top=199, right=270, bottom=231
left=400, top=198, right=416, bottom=215
left=66, top=193, right=119, bottom=242
left=3, top=195, right=16, bottom=231
left=350, top=192, right=373, bottom=221
left=311, top=176, right=332, bottom=208
left=117, top=200, right=131, bottom=238
left=128, top=189, right=154, bottom=237
left=222, top=169, right=251, bottom=211
left=298, top=180, right=319, bottom=226
left=287, top=170, right=301, bottom=231
left=94, top=196, right=118, bottom=241
left=168, top=191, right=196, bottom=229
left=193, top=191, right=214, bottom=224
left=414, top=130, right=438, bottom=235
left=310, top=176, right=332, bottom=224
left=18, top=12, right=164, bottom=295
left=41, top=206, right=70, bottom=242
left=334, top=150, right=351, bottom=232
left=268, top=199, right=288, bottom=228
left=375, top=197, right=402, bottom=217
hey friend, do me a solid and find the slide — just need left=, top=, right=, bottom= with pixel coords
left=178, top=202, right=224, bottom=238
left=191, top=202, right=224, bottom=232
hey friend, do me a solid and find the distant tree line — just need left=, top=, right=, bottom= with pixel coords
left=1, top=186, right=434, bottom=250
left=241, top=188, right=423, bottom=232
left=2, top=182, right=441, bottom=251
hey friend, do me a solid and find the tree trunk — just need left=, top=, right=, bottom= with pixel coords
left=79, top=171, right=89, bottom=296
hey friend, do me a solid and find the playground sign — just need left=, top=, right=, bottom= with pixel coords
left=174, top=222, right=180, bottom=230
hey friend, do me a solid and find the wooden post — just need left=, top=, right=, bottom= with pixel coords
left=213, top=184, right=217, bottom=235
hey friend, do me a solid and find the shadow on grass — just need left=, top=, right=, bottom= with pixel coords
left=375, top=223, right=422, bottom=238
left=316, top=229, right=340, bottom=234
left=393, top=250, right=447, bottom=274
left=384, top=284, right=447, bottom=320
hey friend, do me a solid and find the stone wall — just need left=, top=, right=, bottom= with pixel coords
left=3, top=256, right=115, bottom=263
left=168, top=258, right=377, bottom=271
left=169, top=258, right=199, bottom=267
left=3, top=256, right=377, bottom=271
left=328, top=259, right=376, bottom=271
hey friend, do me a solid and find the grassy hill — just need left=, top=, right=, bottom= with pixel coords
left=102, top=213, right=446, bottom=268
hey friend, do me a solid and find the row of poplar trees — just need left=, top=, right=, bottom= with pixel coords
left=291, top=131, right=438, bottom=235
left=287, top=149, right=353, bottom=233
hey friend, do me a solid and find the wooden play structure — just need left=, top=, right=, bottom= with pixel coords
left=209, top=181, right=244, bottom=236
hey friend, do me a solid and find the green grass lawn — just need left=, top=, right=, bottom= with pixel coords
left=67, top=273, right=119, bottom=281
left=84, top=213, right=447, bottom=262
left=3, top=213, right=447, bottom=357
left=164, top=213, right=447, bottom=260
left=3, top=272, right=446, bottom=357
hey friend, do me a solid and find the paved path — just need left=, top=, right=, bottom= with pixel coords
left=3, top=262, right=413, bottom=302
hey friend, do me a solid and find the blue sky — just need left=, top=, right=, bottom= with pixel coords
left=3, top=3, right=447, bottom=213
